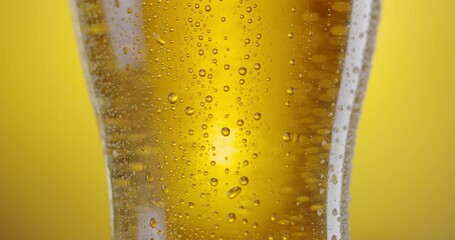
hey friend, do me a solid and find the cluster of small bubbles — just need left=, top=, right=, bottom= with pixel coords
left=239, top=176, right=249, bottom=186
left=221, top=127, right=231, bottom=136
left=227, top=213, right=236, bottom=222
left=227, top=186, right=242, bottom=199
left=253, top=112, right=262, bottom=120
left=185, top=107, right=194, bottom=115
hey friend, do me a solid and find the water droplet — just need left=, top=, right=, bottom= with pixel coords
left=210, top=178, right=218, bottom=186
left=271, top=213, right=277, bottom=221
left=227, top=186, right=242, bottom=199
left=188, top=129, right=194, bottom=135
left=289, top=59, right=296, bottom=65
left=239, top=176, right=249, bottom=186
left=161, top=185, right=169, bottom=193
left=206, top=95, right=213, bottom=102
left=199, top=69, right=207, bottom=77
left=127, top=8, right=133, bottom=14
left=224, top=64, right=230, bottom=70
left=331, top=174, right=338, bottom=184
left=244, top=38, right=251, bottom=44
left=185, top=107, right=195, bottom=115
left=205, top=4, right=211, bottom=12
left=188, top=202, right=194, bottom=209
left=168, top=92, right=178, bottom=104
left=238, top=67, right=247, bottom=75
left=283, top=132, right=292, bottom=142
left=256, top=33, right=262, bottom=39
left=253, top=199, right=260, bottom=207
left=150, top=218, right=158, bottom=228
left=288, top=32, right=294, bottom=38
left=243, top=160, right=249, bottom=166
left=246, top=6, right=252, bottom=12
left=221, top=127, right=231, bottom=136
left=223, top=85, right=230, bottom=92
left=227, top=213, right=236, bottom=222
left=236, top=119, right=244, bottom=126
left=153, top=33, right=166, bottom=45
left=353, top=66, right=360, bottom=74
left=332, top=208, right=338, bottom=216
left=287, top=87, right=295, bottom=95
left=253, top=112, right=262, bottom=120
left=221, top=17, right=226, bottom=22
left=254, top=63, right=261, bottom=70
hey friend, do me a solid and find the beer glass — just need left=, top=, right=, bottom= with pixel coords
left=72, top=0, right=380, bottom=239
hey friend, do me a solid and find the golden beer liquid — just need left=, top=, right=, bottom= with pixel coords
left=73, top=0, right=377, bottom=239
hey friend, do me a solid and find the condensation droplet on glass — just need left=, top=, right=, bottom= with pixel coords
left=153, top=33, right=166, bottom=45
left=168, top=92, right=178, bottom=104
left=227, top=186, right=242, bottom=199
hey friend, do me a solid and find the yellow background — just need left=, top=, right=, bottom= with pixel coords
left=0, top=0, right=454, bottom=239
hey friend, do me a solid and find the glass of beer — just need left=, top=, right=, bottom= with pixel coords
left=72, top=0, right=380, bottom=239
